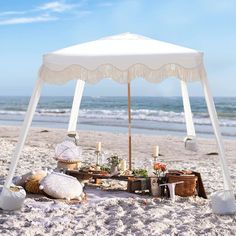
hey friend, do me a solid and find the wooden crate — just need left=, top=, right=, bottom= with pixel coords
left=127, top=178, right=149, bottom=193
left=167, top=175, right=198, bottom=197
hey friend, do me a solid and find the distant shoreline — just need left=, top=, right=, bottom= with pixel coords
left=1, top=96, right=236, bottom=139
left=0, top=122, right=235, bottom=140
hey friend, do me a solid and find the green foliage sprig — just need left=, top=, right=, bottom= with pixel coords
left=132, top=168, right=148, bottom=178
left=107, top=154, right=120, bottom=166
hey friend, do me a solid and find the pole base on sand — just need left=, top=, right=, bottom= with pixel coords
left=211, top=190, right=236, bottom=215
left=0, top=185, right=26, bottom=211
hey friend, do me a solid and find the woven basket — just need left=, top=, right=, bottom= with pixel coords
left=168, top=175, right=198, bottom=197
left=25, top=179, right=44, bottom=194
left=57, top=160, right=81, bottom=170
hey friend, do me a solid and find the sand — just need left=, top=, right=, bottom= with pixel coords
left=0, top=125, right=236, bottom=235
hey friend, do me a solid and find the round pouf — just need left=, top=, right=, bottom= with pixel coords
left=39, top=172, right=84, bottom=200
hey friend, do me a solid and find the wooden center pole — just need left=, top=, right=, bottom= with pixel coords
left=128, top=82, right=132, bottom=170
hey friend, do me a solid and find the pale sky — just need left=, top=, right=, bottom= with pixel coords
left=0, top=0, right=235, bottom=97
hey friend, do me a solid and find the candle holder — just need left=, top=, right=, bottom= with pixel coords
left=95, top=150, right=101, bottom=166
left=152, top=154, right=159, bottom=164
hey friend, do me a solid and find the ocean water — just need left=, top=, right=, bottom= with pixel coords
left=0, top=96, right=236, bottom=138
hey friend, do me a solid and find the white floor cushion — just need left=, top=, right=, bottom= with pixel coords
left=39, top=172, right=84, bottom=200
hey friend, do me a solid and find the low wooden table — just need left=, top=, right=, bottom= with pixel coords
left=66, top=169, right=131, bottom=180
left=66, top=170, right=207, bottom=198
left=66, top=170, right=149, bottom=193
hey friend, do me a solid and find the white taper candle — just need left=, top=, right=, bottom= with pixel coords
left=153, top=146, right=159, bottom=157
left=96, top=142, right=102, bottom=152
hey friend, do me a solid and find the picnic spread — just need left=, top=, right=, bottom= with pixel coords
left=10, top=134, right=207, bottom=204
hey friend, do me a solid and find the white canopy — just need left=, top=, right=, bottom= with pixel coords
left=39, top=33, right=206, bottom=85
left=1, top=33, right=235, bottom=212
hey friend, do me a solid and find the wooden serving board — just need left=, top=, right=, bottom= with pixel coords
left=66, top=170, right=133, bottom=181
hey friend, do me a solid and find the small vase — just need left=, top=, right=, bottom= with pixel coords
left=149, top=177, right=161, bottom=197
left=110, top=165, right=119, bottom=175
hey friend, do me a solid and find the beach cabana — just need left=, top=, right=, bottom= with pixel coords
left=2, top=33, right=234, bottom=196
